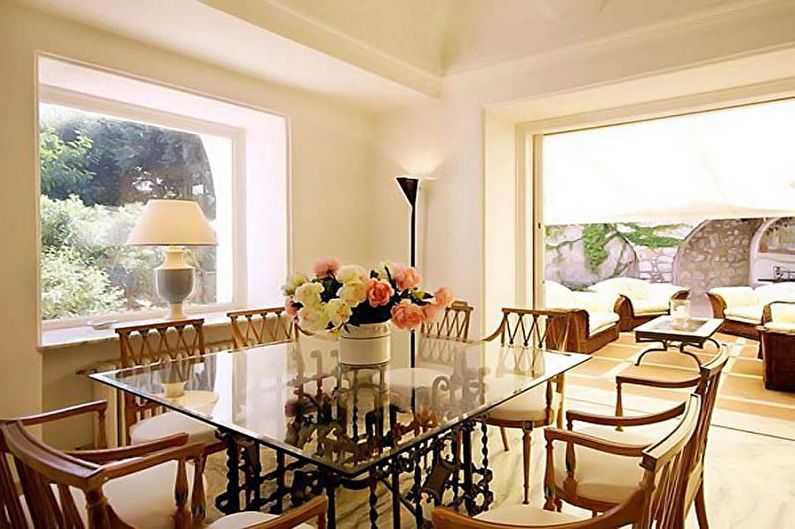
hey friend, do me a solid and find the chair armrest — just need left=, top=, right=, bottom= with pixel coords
left=648, top=284, right=688, bottom=300
left=567, top=401, right=685, bottom=429
left=1, top=400, right=108, bottom=427
left=706, top=292, right=727, bottom=318
left=544, top=427, right=649, bottom=457
left=616, top=374, right=700, bottom=390
left=66, top=433, right=190, bottom=463
left=247, top=496, right=328, bottom=528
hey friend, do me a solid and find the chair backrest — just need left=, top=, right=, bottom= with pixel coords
left=690, top=346, right=729, bottom=472
left=0, top=421, right=125, bottom=529
left=227, top=307, right=297, bottom=349
left=432, top=394, right=702, bottom=529
left=115, top=319, right=206, bottom=444
left=115, top=318, right=206, bottom=368
left=420, top=300, right=473, bottom=341
left=486, top=307, right=572, bottom=350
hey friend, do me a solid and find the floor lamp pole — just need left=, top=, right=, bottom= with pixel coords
left=396, top=176, right=420, bottom=368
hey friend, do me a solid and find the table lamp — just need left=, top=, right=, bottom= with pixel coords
left=126, top=199, right=217, bottom=320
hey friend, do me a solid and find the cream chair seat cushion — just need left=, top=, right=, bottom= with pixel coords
left=130, top=410, right=218, bottom=446
left=24, top=461, right=204, bottom=529
left=763, top=321, right=795, bottom=333
left=723, top=305, right=764, bottom=325
left=489, top=384, right=559, bottom=422
left=630, top=297, right=671, bottom=316
left=552, top=427, right=654, bottom=505
left=208, top=511, right=312, bottom=529
left=475, top=504, right=582, bottom=524
left=588, top=312, right=620, bottom=336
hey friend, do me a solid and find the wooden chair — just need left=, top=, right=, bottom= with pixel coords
left=114, top=319, right=219, bottom=450
left=227, top=307, right=299, bottom=349
left=0, top=400, right=206, bottom=529
left=481, top=307, right=573, bottom=504
left=546, top=347, right=728, bottom=529
left=420, top=300, right=474, bottom=342
left=205, top=496, right=327, bottom=528
left=432, top=394, right=702, bottom=529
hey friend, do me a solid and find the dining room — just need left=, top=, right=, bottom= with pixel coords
left=3, top=1, right=795, bottom=528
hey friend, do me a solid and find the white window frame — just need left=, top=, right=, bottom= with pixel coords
left=38, top=85, right=248, bottom=330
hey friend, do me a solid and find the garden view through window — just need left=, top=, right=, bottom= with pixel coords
left=39, top=102, right=234, bottom=322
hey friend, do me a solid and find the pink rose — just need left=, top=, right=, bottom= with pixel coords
left=433, top=287, right=454, bottom=308
left=391, top=301, right=426, bottom=331
left=393, top=266, right=421, bottom=291
left=284, top=298, right=299, bottom=318
left=313, top=257, right=341, bottom=278
left=367, top=279, right=394, bottom=307
left=422, top=303, right=442, bottom=323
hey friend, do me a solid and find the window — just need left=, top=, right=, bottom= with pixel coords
left=38, top=57, right=290, bottom=334
left=39, top=102, right=235, bottom=322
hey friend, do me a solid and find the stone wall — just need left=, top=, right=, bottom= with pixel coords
left=672, top=219, right=764, bottom=295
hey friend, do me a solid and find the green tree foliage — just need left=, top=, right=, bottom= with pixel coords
left=39, top=126, right=95, bottom=200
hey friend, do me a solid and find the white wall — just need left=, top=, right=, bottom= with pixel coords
left=371, top=3, right=795, bottom=336
left=0, top=2, right=375, bottom=441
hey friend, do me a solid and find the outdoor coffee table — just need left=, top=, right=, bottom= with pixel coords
left=634, top=315, right=723, bottom=366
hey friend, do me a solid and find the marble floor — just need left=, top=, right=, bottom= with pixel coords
left=204, top=395, right=795, bottom=528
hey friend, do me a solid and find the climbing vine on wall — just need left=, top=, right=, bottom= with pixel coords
left=546, top=222, right=686, bottom=274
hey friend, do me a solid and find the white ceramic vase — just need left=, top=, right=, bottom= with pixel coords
left=339, top=322, right=391, bottom=365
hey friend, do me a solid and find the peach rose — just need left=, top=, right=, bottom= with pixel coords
left=313, top=257, right=341, bottom=278
left=393, top=266, right=421, bottom=291
left=433, top=287, right=454, bottom=308
left=422, top=303, right=442, bottom=323
left=391, top=300, right=426, bottom=331
left=367, top=279, right=394, bottom=307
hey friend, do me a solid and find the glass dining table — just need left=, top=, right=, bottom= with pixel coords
left=91, top=333, right=589, bottom=528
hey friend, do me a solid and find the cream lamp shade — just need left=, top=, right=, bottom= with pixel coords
left=126, top=199, right=217, bottom=246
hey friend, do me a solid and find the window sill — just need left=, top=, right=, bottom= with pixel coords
left=39, top=311, right=233, bottom=352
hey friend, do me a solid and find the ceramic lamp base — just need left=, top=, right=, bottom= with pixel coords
left=156, top=247, right=195, bottom=321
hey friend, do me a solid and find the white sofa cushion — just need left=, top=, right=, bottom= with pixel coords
left=545, top=281, right=575, bottom=307
left=588, top=312, right=620, bottom=336
left=208, top=511, right=313, bottom=529
left=130, top=410, right=218, bottom=446
left=709, top=286, right=756, bottom=308
left=764, top=321, right=795, bottom=333
left=724, top=305, right=764, bottom=324
left=590, top=278, right=685, bottom=314
left=475, top=504, right=582, bottom=524
left=769, top=302, right=795, bottom=324
left=629, top=297, right=671, bottom=316
left=552, top=427, right=654, bottom=505
left=755, top=283, right=795, bottom=305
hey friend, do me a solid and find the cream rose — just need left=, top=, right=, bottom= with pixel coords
left=282, top=273, right=308, bottom=296
left=294, top=282, right=324, bottom=307
left=325, top=298, right=352, bottom=327
left=298, top=305, right=330, bottom=332
left=375, top=260, right=400, bottom=280
left=336, top=264, right=368, bottom=284
left=338, top=281, right=368, bottom=306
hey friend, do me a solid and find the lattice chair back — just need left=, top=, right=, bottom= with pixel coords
left=639, top=394, right=703, bottom=529
left=227, top=307, right=297, bottom=349
left=421, top=300, right=474, bottom=342
left=115, top=318, right=206, bottom=368
left=115, top=319, right=206, bottom=444
left=486, top=307, right=573, bottom=350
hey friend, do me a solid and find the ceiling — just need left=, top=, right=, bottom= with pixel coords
left=19, top=0, right=787, bottom=110
left=266, top=0, right=751, bottom=74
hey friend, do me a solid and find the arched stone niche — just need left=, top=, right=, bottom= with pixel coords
left=672, top=218, right=764, bottom=296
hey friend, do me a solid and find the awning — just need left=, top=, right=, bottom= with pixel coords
left=543, top=98, right=795, bottom=225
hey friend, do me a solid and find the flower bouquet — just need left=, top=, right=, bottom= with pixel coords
left=282, top=258, right=453, bottom=364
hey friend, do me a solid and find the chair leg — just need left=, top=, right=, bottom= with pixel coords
left=522, top=427, right=532, bottom=504
left=500, top=427, right=510, bottom=451
left=695, top=482, right=709, bottom=529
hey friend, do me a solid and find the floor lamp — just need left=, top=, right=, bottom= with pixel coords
left=396, top=175, right=420, bottom=367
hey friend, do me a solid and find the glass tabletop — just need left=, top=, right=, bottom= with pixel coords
left=91, top=335, right=589, bottom=477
